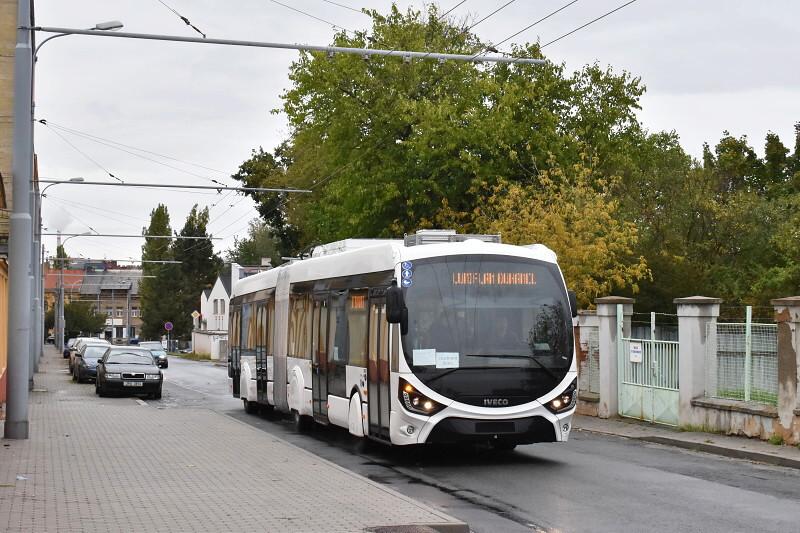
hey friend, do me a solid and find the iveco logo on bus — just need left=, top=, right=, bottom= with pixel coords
left=483, top=398, right=509, bottom=407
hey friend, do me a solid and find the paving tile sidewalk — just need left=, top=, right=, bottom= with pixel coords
left=572, top=414, right=800, bottom=469
left=0, top=347, right=467, bottom=533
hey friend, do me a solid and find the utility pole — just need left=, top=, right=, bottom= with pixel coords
left=126, top=287, right=131, bottom=341
left=5, top=0, right=34, bottom=439
left=56, top=230, right=63, bottom=352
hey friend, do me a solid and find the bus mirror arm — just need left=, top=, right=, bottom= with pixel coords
left=568, top=290, right=578, bottom=318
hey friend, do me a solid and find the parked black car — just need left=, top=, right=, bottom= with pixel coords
left=138, top=341, right=169, bottom=368
left=63, top=337, right=76, bottom=358
left=72, top=343, right=110, bottom=383
left=95, top=347, right=163, bottom=400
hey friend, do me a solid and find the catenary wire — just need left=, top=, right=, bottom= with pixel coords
left=268, top=0, right=352, bottom=33
left=542, top=0, right=639, bottom=48
left=319, top=0, right=366, bottom=15
left=43, top=125, right=125, bottom=183
left=468, top=0, right=518, bottom=30
left=41, top=121, right=228, bottom=186
left=156, top=0, right=207, bottom=38
left=39, top=120, right=229, bottom=176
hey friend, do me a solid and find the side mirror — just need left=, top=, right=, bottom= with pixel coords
left=386, top=281, right=409, bottom=335
left=568, top=290, right=578, bottom=318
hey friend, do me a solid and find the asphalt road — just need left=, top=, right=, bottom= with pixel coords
left=160, top=356, right=800, bottom=533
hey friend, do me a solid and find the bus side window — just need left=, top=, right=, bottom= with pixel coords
left=347, top=290, right=368, bottom=367
left=267, top=299, right=275, bottom=357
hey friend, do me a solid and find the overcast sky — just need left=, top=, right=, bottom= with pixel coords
left=34, top=0, right=800, bottom=264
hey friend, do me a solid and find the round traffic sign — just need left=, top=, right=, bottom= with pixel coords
left=164, top=321, right=174, bottom=331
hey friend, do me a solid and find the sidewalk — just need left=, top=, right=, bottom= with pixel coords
left=572, top=414, right=800, bottom=469
left=1, top=347, right=467, bottom=533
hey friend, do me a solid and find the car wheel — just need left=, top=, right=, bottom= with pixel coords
left=97, top=383, right=107, bottom=397
left=152, top=388, right=162, bottom=400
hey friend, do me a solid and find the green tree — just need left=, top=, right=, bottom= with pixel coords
left=225, top=218, right=280, bottom=266
left=51, top=301, right=106, bottom=338
left=233, top=5, right=650, bottom=254
left=475, top=161, right=650, bottom=308
left=139, top=204, right=179, bottom=340
left=172, top=205, right=221, bottom=339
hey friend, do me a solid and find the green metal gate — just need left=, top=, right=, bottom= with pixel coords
left=617, top=305, right=679, bottom=426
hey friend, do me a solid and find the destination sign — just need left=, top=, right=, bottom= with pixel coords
left=451, top=272, right=537, bottom=286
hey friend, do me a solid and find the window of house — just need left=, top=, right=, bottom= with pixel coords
left=106, top=309, right=113, bottom=317
left=116, top=308, right=123, bottom=318
left=131, top=308, right=139, bottom=317
left=213, top=299, right=219, bottom=315
left=219, top=300, right=225, bottom=316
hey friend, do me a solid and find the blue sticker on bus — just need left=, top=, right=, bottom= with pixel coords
left=401, top=278, right=413, bottom=287
left=401, top=261, right=413, bottom=270
left=402, top=269, right=413, bottom=279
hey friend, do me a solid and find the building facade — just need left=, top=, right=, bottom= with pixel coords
left=0, top=0, right=18, bottom=408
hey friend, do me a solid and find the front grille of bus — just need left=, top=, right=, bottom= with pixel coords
left=456, top=396, right=533, bottom=407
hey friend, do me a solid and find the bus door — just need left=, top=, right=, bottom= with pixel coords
left=311, top=294, right=329, bottom=421
left=256, top=302, right=267, bottom=404
left=367, top=290, right=391, bottom=439
left=229, top=305, right=241, bottom=397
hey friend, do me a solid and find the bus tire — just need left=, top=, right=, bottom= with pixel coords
left=293, top=410, right=312, bottom=432
left=243, top=398, right=259, bottom=414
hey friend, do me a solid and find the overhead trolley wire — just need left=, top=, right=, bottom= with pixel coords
left=268, top=0, right=352, bottom=34
left=41, top=121, right=229, bottom=175
left=468, top=0, right=518, bottom=30
left=319, top=0, right=366, bottom=15
left=43, top=124, right=125, bottom=183
left=440, top=1, right=468, bottom=19
left=39, top=120, right=230, bottom=186
left=156, top=0, right=207, bottom=38
left=541, top=0, right=639, bottom=48
left=493, top=0, right=578, bottom=49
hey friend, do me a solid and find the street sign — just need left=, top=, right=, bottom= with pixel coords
left=629, top=342, right=643, bottom=363
left=164, top=321, right=174, bottom=331
left=191, top=310, right=200, bottom=319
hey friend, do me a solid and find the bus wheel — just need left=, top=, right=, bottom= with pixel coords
left=243, top=398, right=259, bottom=414
left=293, top=410, right=312, bottom=432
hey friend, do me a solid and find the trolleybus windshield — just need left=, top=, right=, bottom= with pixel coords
left=401, top=255, right=573, bottom=402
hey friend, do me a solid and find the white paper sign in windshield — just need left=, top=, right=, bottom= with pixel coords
left=412, top=349, right=436, bottom=366
left=436, top=352, right=460, bottom=369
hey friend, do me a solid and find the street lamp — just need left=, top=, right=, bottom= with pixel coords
left=55, top=231, right=93, bottom=352
left=28, top=20, right=124, bottom=390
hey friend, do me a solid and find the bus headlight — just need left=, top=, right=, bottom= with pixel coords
left=545, top=379, right=578, bottom=414
left=399, top=378, right=445, bottom=416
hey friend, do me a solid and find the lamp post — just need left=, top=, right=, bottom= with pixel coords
left=39, top=178, right=84, bottom=356
left=56, top=231, right=92, bottom=352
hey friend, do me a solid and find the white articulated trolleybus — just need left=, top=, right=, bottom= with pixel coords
left=228, top=229, right=579, bottom=448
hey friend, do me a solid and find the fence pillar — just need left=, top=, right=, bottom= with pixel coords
left=595, top=296, right=634, bottom=418
left=675, top=296, right=721, bottom=427
left=771, top=296, right=800, bottom=443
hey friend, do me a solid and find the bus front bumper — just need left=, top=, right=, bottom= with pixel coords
left=391, top=405, right=575, bottom=445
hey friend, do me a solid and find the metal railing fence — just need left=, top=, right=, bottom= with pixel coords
left=578, top=326, right=600, bottom=395
left=705, top=307, right=778, bottom=406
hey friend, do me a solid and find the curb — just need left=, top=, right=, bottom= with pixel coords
left=638, top=436, right=800, bottom=470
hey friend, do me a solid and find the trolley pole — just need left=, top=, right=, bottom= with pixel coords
left=5, top=0, right=34, bottom=439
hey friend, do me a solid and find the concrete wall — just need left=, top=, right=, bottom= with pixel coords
left=191, top=330, right=227, bottom=360
left=589, top=294, right=800, bottom=445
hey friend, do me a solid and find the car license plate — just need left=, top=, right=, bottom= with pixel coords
left=124, top=381, right=143, bottom=387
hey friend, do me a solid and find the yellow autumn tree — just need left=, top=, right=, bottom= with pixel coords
left=476, top=162, right=650, bottom=308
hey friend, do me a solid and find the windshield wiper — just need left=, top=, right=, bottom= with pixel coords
left=465, top=354, right=561, bottom=384
left=424, top=366, right=496, bottom=385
